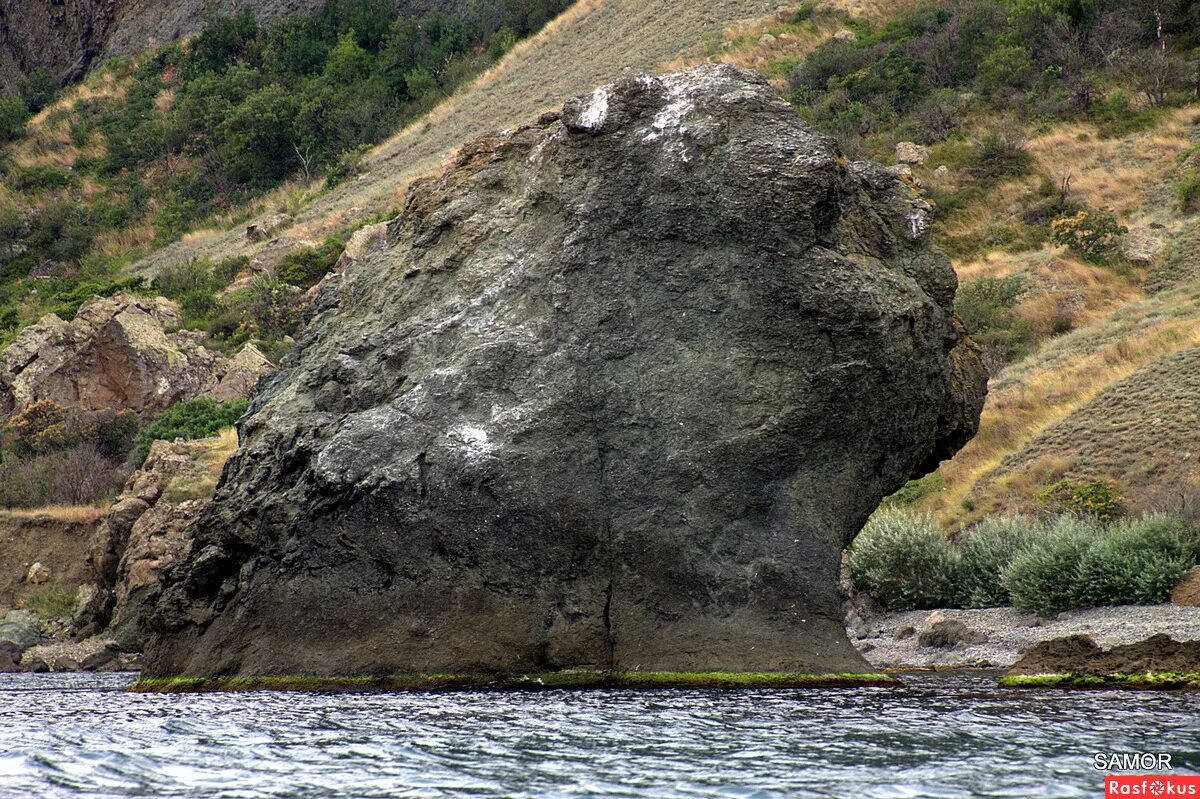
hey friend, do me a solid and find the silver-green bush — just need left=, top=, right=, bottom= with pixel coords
left=848, top=511, right=960, bottom=610
left=1071, top=514, right=1194, bottom=608
left=957, top=515, right=1037, bottom=608
left=1000, top=515, right=1096, bottom=616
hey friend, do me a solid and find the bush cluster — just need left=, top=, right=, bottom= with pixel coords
left=849, top=510, right=1200, bottom=615
left=787, top=0, right=1198, bottom=155
left=135, top=397, right=249, bottom=462
left=0, top=400, right=139, bottom=507
left=1050, top=208, right=1128, bottom=265
left=0, top=0, right=572, bottom=343
left=955, top=275, right=1036, bottom=373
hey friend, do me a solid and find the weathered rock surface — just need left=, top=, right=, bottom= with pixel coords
left=83, top=438, right=223, bottom=647
left=0, top=293, right=268, bottom=418
left=1008, top=633, right=1200, bottom=675
left=895, top=142, right=930, bottom=165
left=145, top=65, right=986, bottom=679
left=0, top=610, right=41, bottom=670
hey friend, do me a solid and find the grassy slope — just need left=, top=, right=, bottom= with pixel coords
left=922, top=112, right=1200, bottom=526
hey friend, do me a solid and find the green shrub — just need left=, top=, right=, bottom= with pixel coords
left=0, top=97, right=29, bottom=141
left=955, top=275, right=1037, bottom=371
left=1050, top=208, right=1128, bottom=265
left=1072, top=515, right=1194, bottom=607
left=135, top=397, right=249, bottom=461
left=1000, top=515, right=1097, bottom=616
left=276, top=237, right=344, bottom=287
left=11, top=165, right=76, bottom=192
left=1177, top=169, right=1200, bottom=215
left=970, top=130, right=1032, bottom=181
left=849, top=511, right=959, bottom=610
left=957, top=516, right=1039, bottom=608
left=1035, top=479, right=1124, bottom=522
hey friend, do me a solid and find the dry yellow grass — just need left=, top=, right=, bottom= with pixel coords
left=930, top=290, right=1200, bottom=526
left=0, top=505, right=107, bottom=523
left=1028, top=109, right=1194, bottom=224
left=161, top=427, right=239, bottom=503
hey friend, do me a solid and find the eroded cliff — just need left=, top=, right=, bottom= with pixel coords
left=145, top=65, right=986, bottom=679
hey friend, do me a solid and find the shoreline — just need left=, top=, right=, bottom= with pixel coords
left=849, top=604, right=1200, bottom=671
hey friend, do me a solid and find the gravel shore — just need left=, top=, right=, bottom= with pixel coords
left=851, top=605, right=1200, bottom=670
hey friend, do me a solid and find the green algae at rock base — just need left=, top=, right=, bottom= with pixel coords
left=131, top=671, right=898, bottom=694
left=999, top=673, right=1200, bottom=691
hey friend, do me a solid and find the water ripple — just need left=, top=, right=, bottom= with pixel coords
left=0, top=673, right=1196, bottom=797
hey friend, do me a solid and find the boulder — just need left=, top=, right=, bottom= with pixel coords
left=1008, top=634, right=1200, bottom=676
left=0, top=610, right=41, bottom=652
left=245, top=213, right=293, bottom=243
left=208, top=344, right=274, bottom=403
left=24, top=562, right=50, bottom=585
left=0, top=293, right=255, bottom=418
left=1121, top=225, right=1169, bottom=267
left=144, top=65, right=986, bottom=680
left=917, top=611, right=987, bottom=649
left=1170, top=566, right=1200, bottom=607
left=895, top=142, right=930, bottom=165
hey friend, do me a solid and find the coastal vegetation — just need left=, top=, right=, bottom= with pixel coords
left=850, top=509, right=1200, bottom=615
left=0, top=396, right=246, bottom=509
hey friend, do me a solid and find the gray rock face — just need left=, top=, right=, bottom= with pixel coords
left=145, top=65, right=986, bottom=679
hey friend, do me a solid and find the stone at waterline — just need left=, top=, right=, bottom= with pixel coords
left=144, top=65, right=986, bottom=680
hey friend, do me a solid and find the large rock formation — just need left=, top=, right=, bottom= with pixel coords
left=0, top=293, right=269, bottom=418
left=145, top=65, right=986, bottom=679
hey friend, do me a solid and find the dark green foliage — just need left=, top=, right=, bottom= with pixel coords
left=16, top=68, right=60, bottom=114
left=276, top=237, right=344, bottom=287
left=0, top=97, right=30, bottom=141
left=136, top=397, right=249, bottom=461
left=785, top=0, right=1195, bottom=155
left=955, top=275, right=1036, bottom=371
left=969, top=130, right=1032, bottom=181
left=0, top=0, right=570, bottom=337
left=47, top=276, right=145, bottom=321
left=10, top=165, right=77, bottom=193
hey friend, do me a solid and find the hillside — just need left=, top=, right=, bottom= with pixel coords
left=0, top=0, right=499, bottom=91
left=2, top=0, right=1199, bottom=532
left=127, top=0, right=798, bottom=277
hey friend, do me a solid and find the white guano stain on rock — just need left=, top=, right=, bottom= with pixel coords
left=577, top=88, right=609, bottom=131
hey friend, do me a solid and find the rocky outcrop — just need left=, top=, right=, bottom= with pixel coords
left=0, top=0, right=504, bottom=92
left=145, top=65, right=986, bottom=679
left=81, top=437, right=229, bottom=647
left=1008, top=634, right=1200, bottom=676
left=0, top=293, right=269, bottom=418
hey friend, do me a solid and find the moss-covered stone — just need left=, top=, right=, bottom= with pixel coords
left=132, top=671, right=898, bottom=694
left=999, top=672, right=1200, bottom=691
